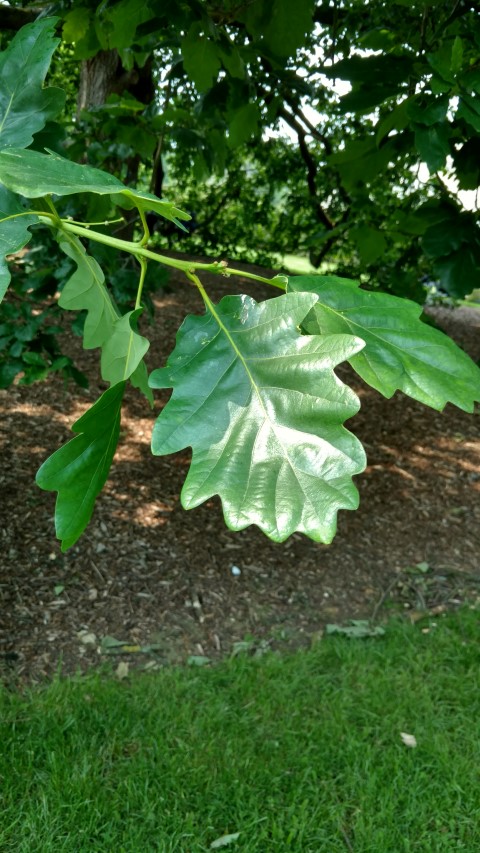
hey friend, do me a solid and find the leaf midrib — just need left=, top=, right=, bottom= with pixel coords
left=200, top=293, right=326, bottom=525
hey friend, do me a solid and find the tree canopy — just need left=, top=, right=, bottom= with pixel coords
left=1, top=0, right=478, bottom=298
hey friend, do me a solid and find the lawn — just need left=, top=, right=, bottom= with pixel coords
left=1, top=609, right=479, bottom=852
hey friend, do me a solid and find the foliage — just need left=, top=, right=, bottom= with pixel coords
left=0, top=18, right=479, bottom=551
left=0, top=1, right=479, bottom=295
left=1, top=610, right=480, bottom=850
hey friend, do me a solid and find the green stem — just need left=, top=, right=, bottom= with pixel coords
left=45, top=196, right=61, bottom=224
left=135, top=257, right=147, bottom=310
left=0, top=210, right=287, bottom=292
left=137, top=208, right=150, bottom=247
left=57, top=220, right=286, bottom=290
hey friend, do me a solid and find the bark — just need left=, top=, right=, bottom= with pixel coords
left=0, top=6, right=39, bottom=30
left=77, top=50, right=120, bottom=118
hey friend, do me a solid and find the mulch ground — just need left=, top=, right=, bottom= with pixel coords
left=1, top=257, right=480, bottom=684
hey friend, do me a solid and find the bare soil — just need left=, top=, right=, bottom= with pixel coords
left=1, top=259, right=480, bottom=684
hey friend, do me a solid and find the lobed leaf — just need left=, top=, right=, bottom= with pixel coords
left=57, top=235, right=119, bottom=349
left=57, top=235, right=152, bottom=395
left=287, top=275, right=480, bottom=412
left=150, top=292, right=366, bottom=544
left=0, top=186, right=38, bottom=301
left=36, top=382, right=125, bottom=551
left=0, top=148, right=191, bottom=229
left=0, top=18, right=65, bottom=150
left=100, top=308, right=149, bottom=385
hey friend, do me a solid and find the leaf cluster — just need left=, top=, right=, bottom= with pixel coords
left=0, top=16, right=479, bottom=556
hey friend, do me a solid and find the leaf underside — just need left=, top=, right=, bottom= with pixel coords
left=36, top=382, right=125, bottom=551
left=150, top=292, right=366, bottom=544
left=0, top=148, right=191, bottom=229
left=288, top=275, right=480, bottom=413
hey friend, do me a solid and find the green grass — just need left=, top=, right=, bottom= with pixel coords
left=1, top=610, right=479, bottom=852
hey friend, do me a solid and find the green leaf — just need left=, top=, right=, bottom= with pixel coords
left=405, top=95, right=449, bottom=126
left=422, top=217, right=467, bottom=258
left=150, top=292, right=366, bottom=544
left=263, top=0, right=314, bottom=58
left=181, top=27, right=221, bottom=92
left=349, top=225, right=387, bottom=264
left=57, top=236, right=152, bottom=393
left=456, top=95, right=480, bottom=133
left=450, top=35, right=464, bottom=75
left=0, top=149, right=191, bottom=229
left=288, top=275, right=480, bottom=412
left=36, top=382, right=125, bottom=551
left=453, top=138, right=480, bottom=191
left=414, top=123, right=450, bottom=172
left=433, top=246, right=480, bottom=299
left=325, top=620, right=385, bottom=638
left=228, top=104, right=260, bottom=148
left=96, top=0, right=154, bottom=50
left=0, top=18, right=65, bottom=150
left=218, top=44, right=245, bottom=79
left=100, top=308, right=149, bottom=384
left=0, top=186, right=38, bottom=301
left=240, top=0, right=314, bottom=57
left=57, top=235, right=119, bottom=349
left=130, top=358, right=154, bottom=406
left=63, top=8, right=91, bottom=44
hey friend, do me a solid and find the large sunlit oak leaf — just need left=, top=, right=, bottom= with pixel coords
left=0, top=186, right=38, bottom=301
left=0, top=148, right=191, bottom=229
left=0, top=18, right=65, bottom=150
left=149, top=293, right=366, bottom=544
left=288, top=275, right=480, bottom=413
left=36, top=382, right=125, bottom=551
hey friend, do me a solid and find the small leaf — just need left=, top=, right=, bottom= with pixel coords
left=228, top=104, right=260, bottom=148
left=326, top=620, right=385, bottom=638
left=210, top=832, right=241, bottom=849
left=57, top=236, right=152, bottom=398
left=263, top=0, right=314, bottom=57
left=36, top=382, right=125, bottom=551
left=181, top=26, right=221, bottom=92
left=288, top=275, right=480, bottom=412
left=0, top=18, right=65, bottom=150
left=456, top=95, right=480, bottom=134
left=400, top=732, right=417, bottom=748
left=414, top=123, right=450, bottom=173
left=0, top=186, right=38, bottom=301
left=350, top=225, right=387, bottom=264
left=432, top=245, right=480, bottom=299
left=115, top=661, right=130, bottom=680
left=150, top=292, right=366, bottom=544
left=130, top=358, right=154, bottom=405
left=57, top=235, right=119, bottom=349
left=450, top=36, right=463, bottom=75
left=100, top=308, right=149, bottom=384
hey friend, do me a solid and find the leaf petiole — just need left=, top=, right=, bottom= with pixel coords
left=135, top=256, right=148, bottom=310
